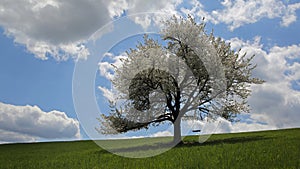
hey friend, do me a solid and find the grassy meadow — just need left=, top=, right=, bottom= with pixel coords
left=0, top=128, right=299, bottom=169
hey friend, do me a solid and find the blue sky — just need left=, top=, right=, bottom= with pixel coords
left=0, top=0, right=300, bottom=143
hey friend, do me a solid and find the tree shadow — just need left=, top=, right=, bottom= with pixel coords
left=96, top=142, right=177, bottom=154
left=95, top=135, right=273, bottom=154
left=176, top=135, right=273, bottom=148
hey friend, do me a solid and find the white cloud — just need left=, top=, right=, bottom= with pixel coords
left=107, top=0, right=128, bottom=18
left=98, top=52, right=127, bottom=79
left=1, top=0, right=299, bottom=60
left=212, top=0, right=300, bottom=31
left=113, top=0, right=300, bottom=32
left=0, top=129, right=36, bottom=143
left=98, top=86, right=115, bottom=103
left=0, top=0, right=110, bottom=60
left=106, top=0, right=183, bottom=30
left=125, top=0, right=182, bottom=16
left=281, top=3, right=300, bottom=27
left=0, top=0, right=183, bottom=61
left=150, top=131, right=172, bottom=137
left=180, top=0, right=218, bottom=24
left=228, top=37, right=300, bottom=129
left=0, top=0, right=181, bottom=60
left=0, top=102, right=80, bottom=143
left=127, top=0, right=182, bottom=30
left=98, top=61, right=114, bottom=80
left=98, top=52, right=128, bottom=102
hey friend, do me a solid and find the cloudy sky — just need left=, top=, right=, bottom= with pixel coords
left=0, top=0, right=299, bottom=143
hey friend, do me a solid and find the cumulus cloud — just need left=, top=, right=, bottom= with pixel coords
left=120, top=0, right=300, bottom=31
left=123, top=0, right=183, bottom=29
left=180, top=0, right=218, bottom=24
left=98, top=52, right=128, bottom=102
left=212, top=0, right=300, bottom=31
left=0, top=0, right=110, bottom=60
left=107, top=0, right=129, bottom=18
left=125, top=0, right=300, bottom=31
left=115, top=0, right=300, bottom=32
left=0, top=129, right=36, bottom=143
left=98, top=86, right=115, bottom=103
left=1, top=0, right=300, bottom=60
left=228, top=37, right=300, bottom=129
left=0, top=102, right=80, bottom=143
left=281, top=3, right=300, bottom=27
left=98, top=52, right=126, bottom=80
left=150, top=131, right=172, bottom=137
left=0, top=0, right=184, bottom=60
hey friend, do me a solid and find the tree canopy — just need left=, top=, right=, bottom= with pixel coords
left=97, top=16, right=264, bottom=144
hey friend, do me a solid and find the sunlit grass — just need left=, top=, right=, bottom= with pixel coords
left=0, top=128, right=299, bottom=169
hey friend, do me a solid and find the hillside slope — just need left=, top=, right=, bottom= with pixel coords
left=0, top=128, right=299, bottom=169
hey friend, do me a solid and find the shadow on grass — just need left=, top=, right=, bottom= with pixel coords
left=178, top=135, right=272, bottom=147
left=95, top=135, right=273, bottom=154
left=96, top=141, right=176, bottom=155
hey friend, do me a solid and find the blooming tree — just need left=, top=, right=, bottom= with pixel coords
left=97, top=16, right=264, bottom=144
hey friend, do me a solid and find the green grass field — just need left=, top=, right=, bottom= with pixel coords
left=0, top=128, right=299, bottom=169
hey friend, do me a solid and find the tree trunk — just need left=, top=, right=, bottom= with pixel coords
left=173, top=117, right=182, bottom=145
